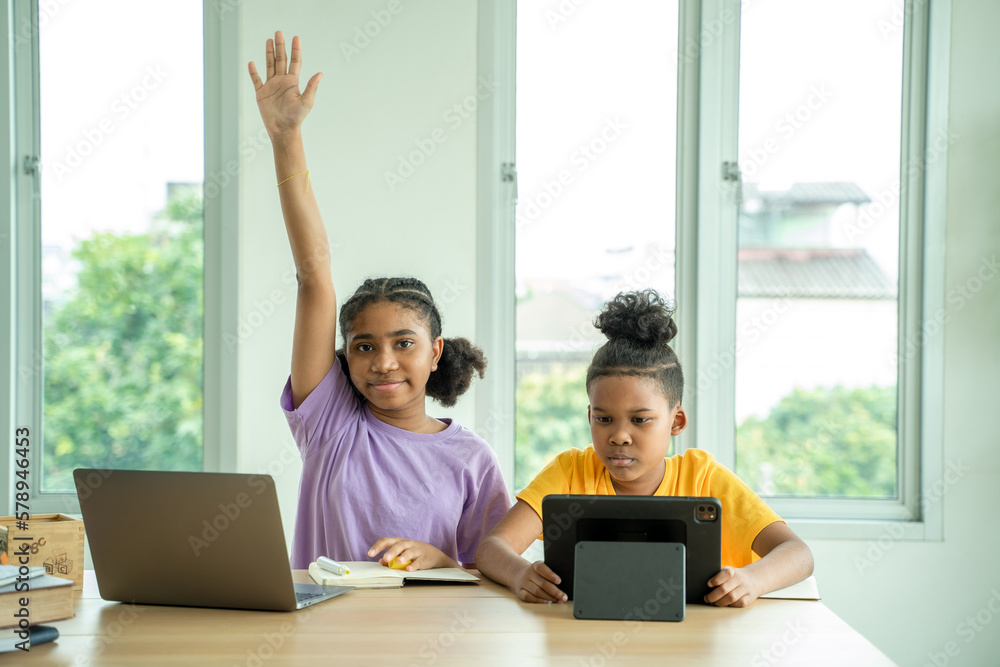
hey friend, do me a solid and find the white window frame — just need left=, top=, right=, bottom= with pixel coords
left=478, top=0, right=948, bottom=540
left=2, top=0, right=240, bottom=515
left=476, top=0, right=518, bottom=486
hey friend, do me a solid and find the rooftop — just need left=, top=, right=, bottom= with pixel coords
left=738, top=247, right=896, bottom=299
left=742, top=182, right=872, bottom=210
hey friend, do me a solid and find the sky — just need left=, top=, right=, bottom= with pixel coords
left=515, top=0, right=904, bottom=290
left=37, top=0, right=904, bottom=290
left=39, top=0, right=204, bottom=246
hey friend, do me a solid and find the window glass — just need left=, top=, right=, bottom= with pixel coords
left=734, top=0, right=903, bottom=498
left=40, top=0, right=204, bottom=490
left=515, top=1, right=679, bottom=489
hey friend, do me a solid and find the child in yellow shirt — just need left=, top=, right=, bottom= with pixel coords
left=476, top=290, right=814, bottom=606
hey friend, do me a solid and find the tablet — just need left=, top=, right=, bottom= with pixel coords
left=541, top=495, right=722, bottom=604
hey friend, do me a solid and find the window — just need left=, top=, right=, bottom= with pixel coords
left=8, top=0, right=217, bottom=513
left=733, top=0, right=904, bottom=501
left=513, top=1, right=679, bottom=489
left=483, top=0, right=947, bottom=536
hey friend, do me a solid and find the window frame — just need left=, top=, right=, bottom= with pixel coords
left=480, top=0, right=948, bottom=540
left=3, top=0, right=240, bottom=515
left=476, top=0, right=518, bottom=487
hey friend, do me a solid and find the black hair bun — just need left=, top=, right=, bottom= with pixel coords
left=594, top=289, right=678, bottom=347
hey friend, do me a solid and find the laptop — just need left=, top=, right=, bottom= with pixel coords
left=74, top=469, right=351, bottom=611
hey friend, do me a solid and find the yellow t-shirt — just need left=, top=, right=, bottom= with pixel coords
left=516, top=446, right=783, bottom=568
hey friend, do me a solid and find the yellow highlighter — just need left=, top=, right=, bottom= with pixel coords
left=317, top=556, right=351, bottom=576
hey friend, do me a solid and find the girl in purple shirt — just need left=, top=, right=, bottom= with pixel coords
left=248, top=31, right=510, bottom=570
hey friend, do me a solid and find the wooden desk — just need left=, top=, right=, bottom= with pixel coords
left=17, top=571, right=894, bottom=665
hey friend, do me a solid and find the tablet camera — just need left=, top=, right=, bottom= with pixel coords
left=695, top=504, right=718, bottom=522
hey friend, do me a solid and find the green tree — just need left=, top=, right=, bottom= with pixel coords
left=514, top=363, right=689, bottom=490
left=42, top=190, right=204, bottom=490
left=736, top=385, right=897, bottom=498
left=514, top=364, right=593, bottom=489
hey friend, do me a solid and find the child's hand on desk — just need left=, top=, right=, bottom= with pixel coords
left=705, top=521, right=813, bottom=607
left=368, top=537, right=459, bottom=571
left=704, top=566, right=762, bottom=608
left=514, top=561, right=568, bottom=604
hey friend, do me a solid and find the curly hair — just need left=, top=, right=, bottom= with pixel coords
left=336, top=277, right=486, bottom=408
left=585, top=289, right=684, bottom=406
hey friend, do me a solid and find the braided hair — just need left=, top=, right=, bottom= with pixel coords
left=586, top=289, right=684, bottom=406
left=337, top=277, right=487, bottom=407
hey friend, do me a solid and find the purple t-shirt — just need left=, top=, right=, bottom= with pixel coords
left=281, top=357, right=511, bottom=568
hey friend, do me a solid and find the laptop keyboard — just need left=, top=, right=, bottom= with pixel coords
left=295, top=591, right=325, bottom=602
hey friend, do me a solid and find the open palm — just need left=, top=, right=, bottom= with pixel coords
left=248, top=31, right=323, bottom=139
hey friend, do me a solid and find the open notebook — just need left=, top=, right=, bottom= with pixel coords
left=308, top=561, right=479, bottom=589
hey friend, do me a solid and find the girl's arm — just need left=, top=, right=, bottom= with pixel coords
left=475, top=500, right=568, bottom=603
left=704, top=521, right=814, bottom=607
left=248, top=32, right=332, bottom=408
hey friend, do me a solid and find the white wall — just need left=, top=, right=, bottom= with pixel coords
left=236, top=2, right=1000, bottom=665
left=236, top=0, right=480, bottom=530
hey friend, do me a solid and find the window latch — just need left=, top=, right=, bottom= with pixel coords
left=23, top=155, right=40, bottom=176
left=722, top=160, right=742, bottom=206
left=501, top=162, right=517, bottom=205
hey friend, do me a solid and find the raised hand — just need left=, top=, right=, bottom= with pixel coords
left=247, top=31, right=323, bottom=140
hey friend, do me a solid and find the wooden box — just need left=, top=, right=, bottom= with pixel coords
left=0, top=513, right=85, bottom=590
